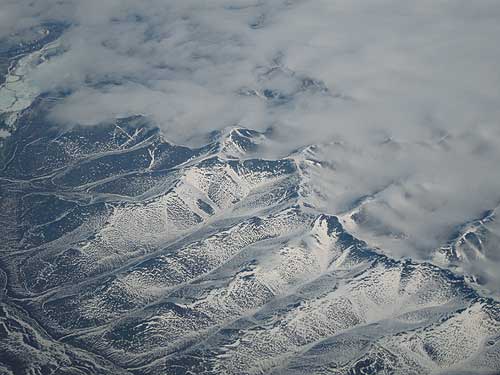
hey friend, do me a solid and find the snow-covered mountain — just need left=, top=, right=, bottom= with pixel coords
left=1, top=110, right=498, bottom=374
left=1, top=7, right=500, bottom=374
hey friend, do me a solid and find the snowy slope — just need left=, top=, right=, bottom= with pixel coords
left=1, top=113, right=498, bottom=374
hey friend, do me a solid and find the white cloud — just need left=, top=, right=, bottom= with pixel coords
left=6, top=0, right=500, bottom=293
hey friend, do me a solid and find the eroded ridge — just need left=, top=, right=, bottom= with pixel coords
left=1, top=116, right=498, bottom=375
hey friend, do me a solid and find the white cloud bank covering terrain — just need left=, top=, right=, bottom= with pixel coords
left=3, top=0, right=500, bottom=293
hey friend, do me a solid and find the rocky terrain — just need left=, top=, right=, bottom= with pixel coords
left=0, top=105, right=498, bottom=374
left=0, top=18, right=499, bottom=375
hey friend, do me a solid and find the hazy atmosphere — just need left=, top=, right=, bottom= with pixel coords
left=4, top=0, right=500, bottom=288
left=1, top=1, right=499, bottom=374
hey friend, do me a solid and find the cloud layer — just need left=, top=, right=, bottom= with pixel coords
left=5, top=0, right=500, bottom=293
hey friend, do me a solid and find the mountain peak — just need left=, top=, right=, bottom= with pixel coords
left=215, top=126, right=267, bottom=159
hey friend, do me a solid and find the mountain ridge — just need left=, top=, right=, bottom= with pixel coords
left=1, top=114, right=498, bottom=374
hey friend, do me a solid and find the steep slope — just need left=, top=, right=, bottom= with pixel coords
left=433, top=206, right=500, bottom=295
left=1, top=113, right=499, bottom=374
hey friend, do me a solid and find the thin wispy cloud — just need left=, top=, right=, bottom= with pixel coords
left=6, top=0, right=500, bottom=293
